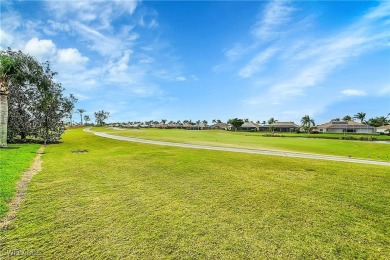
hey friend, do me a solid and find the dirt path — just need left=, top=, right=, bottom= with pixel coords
left=0, top=146, right=45, bottom=230
left=85, top=128, right=390, bottom=167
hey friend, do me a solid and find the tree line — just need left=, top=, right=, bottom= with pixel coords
left=0, top=49, right=116, bottom=148
left=108, top=112, right=390, bottom=131
left=0, top=49, right=77, bottom=147
left=331, top=112, right=390, bottom=127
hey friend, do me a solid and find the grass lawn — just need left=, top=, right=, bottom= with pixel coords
left=0, top=128, right=389, bottom=259
left=0, top=144, right=40, bottom=219
left=92, top=127, right=390, bottom=161
left=269, top=132, right=390, bottom=141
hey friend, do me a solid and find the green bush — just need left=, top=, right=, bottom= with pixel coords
left=263, top=133, right=285, bottom=137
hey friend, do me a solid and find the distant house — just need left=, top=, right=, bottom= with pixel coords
left=123, top=123, right=138, bottom=128
left=182, top=123, right=210, bottom=130
left=376, top=125, right=390, bottom=133
left=240, top=121, right=260, bottom=131
left=259, top=122, right=299, bottom=132
left=167, top=123, right=180, bottom=129
left=211, top=122, right=228, bottom=130
left=182, top=123, right=193, bottom=129
left=316, top=120, right=375, bottom=133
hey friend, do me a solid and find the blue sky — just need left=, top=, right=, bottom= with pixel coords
left=1, top=0, right=389, bottom=124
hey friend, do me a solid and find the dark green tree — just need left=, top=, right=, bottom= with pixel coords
left=63, top=94, right=77, bottom=125
left=353, top=112, right=366, bottom=123
left=342, top=115, right=352, bottom=121
left=268, top=117, right=277, bottom=125
left=0, top=49, right=42, bottom=146
left=94, top=110, right=110, bottom=126
left=301, top=115, right=315, bottom=132
left=33, top=62, right=77, bottom=145
left=84, top=115, right=91, bottom=125
left=228, top=118, right=244, bottom=131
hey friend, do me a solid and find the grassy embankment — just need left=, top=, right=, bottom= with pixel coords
left=0, top=144, right=40, bottom=218
left=92, top=127, right=390, bottom=160
left=1, top=128, right=389, bottom=259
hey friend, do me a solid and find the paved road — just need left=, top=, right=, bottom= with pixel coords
left=84, top=128, right=390, bottom=167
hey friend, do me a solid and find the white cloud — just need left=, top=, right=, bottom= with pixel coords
left=45, top=0, right=138, bottom=29
left=340, top=89, right=367, bottom=96
left=0, top=29, right=13, bottom=49
left=139, top=10, right=159, bottom=29
left=363, top=1, right=390, bottom=20
left=24, top=37, right=57, bottom=61
left=139, top=57, right=154, bottom=64
left=56, top=48, right=89, bottom=68
left=251, top=0, right=295, bottom=40
left=108, top=50, right=132, bottom=74
left=233, top=1, right=389, bottom=124
left=44, top=20, right=71, bottom=35
left=379, top=85, right=390, bottom=95
left=0, top=10, right=22, bottom=32
left=100, top=50, right=163, bottom=97
left=176, top=76, right=186, bottom=81
left=264, top=2, right=390, bottom=103
left=191, top=75, right=199, bottom=81
left=72, top=22, right=138, bottom=57
left=238, top=47, right=278, bottom=78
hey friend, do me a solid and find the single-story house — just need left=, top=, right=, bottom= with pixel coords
left=183, top=123, right=211, bottom=130
left=167, top=123, right=180, bottom=129
left=240, top=121, right=260, bottom=131
left=258, top=122, right=300, bottom=132
left=376, top=125, right=390, bottom=133
left=211, top=122, right=228, bottom=130
left=316, top=120, right=375, bottom=133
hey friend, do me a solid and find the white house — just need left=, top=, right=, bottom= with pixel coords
left=376, top=125, right=390, bottom=133
left=316, top=120, right=375, bottom=133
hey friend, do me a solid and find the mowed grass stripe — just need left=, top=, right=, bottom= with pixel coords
left=92, top=127, right=390, bottom=161
left=0, top=128, right=389, bottom=259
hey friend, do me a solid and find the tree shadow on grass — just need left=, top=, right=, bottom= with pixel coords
left=0, top=146, right=20, bottom=150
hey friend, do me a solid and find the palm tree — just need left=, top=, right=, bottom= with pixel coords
left=377, top=116, right=388, bottom=126
left=301, top=115, right=315, bottom=132
left=342, top=115, right=352, bottom=121
left=268, top=117, right=277, bottom=125
left=196, top=120, right=201, bottom=130
left=84, top=115, right=90, bottom=125
left=76, top=108, right=86, bottom=125
left=202, top=120, right=208, bottom=125
left=353, top=112, right=366, bottom=123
